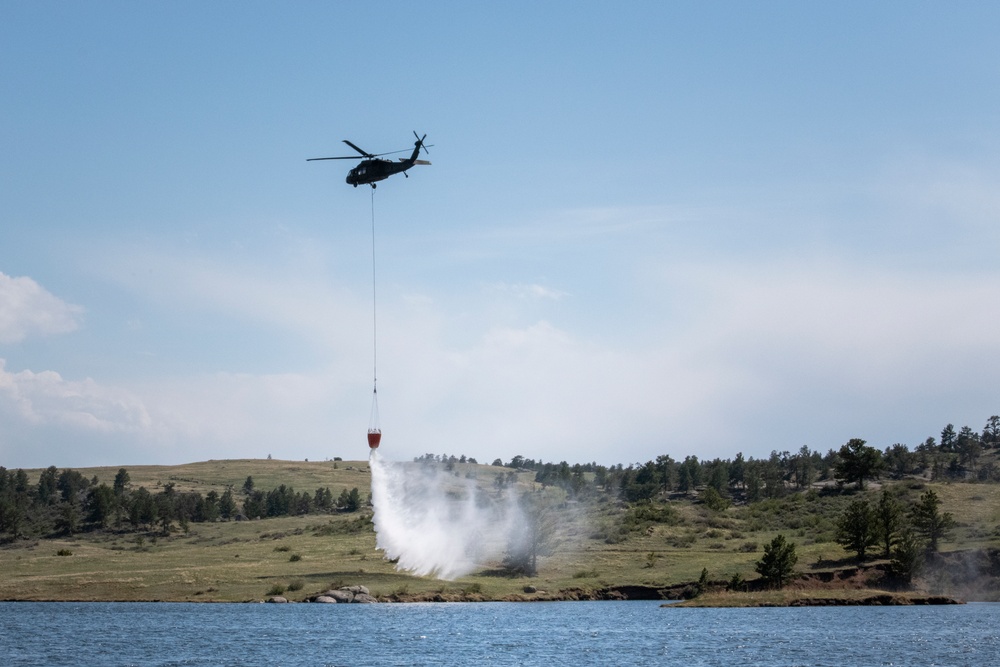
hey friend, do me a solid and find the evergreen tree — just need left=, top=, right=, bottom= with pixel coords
left=86, top=484, right=116, bottom=528
left=940, top=424, right=956, bottom=452
left=37, top=466, right=59, bottom=504
left=836, top=497, right=877, bottom=561
left=56, top=501, right=80, bottom=535
left=56, top=469, right=90, bottom=504
left=129, top=487, right=158, bottom=528
left=888, top=528, right=923, bottom=585
left=745, top=461, right=764, bottom=502
left=874, top=488, right=903, bottom=558
left=956, top=426, right=982, bottom=474
left=201, top=490, right=220, bottom=522
left=793, top=445, right=815, bottom=489
left=243, top=490, right=266, bottom=519
left=755, top=534, right=798, bottom=589
left=337, top=488, right=362, bottom=512
left=834, top=439, right=883, bottom=490
left=503, top=494, right=554, bottom=576
left=219, top=488, right=237, bottom=520
left=113, top=468, right=130, bottom=497
left=729, top=452, right=746, bottom=490
left=911, top=489, right=954, bottom=554
left=983, top=415, right=1000, bottom=447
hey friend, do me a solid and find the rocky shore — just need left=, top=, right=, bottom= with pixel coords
left=271, top=581, right=963, bottom=606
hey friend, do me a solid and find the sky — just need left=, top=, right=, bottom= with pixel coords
left=2, top=1, right=999, bottom=469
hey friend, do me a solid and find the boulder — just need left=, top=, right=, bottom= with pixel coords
left=311, top=585, right=378, bottom=603
left=324, top=589, right=354, bottom=603
left=266, top=596, right=288, bottom=603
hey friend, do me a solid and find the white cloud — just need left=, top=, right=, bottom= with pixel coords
left=5, top=192, right=1000, bottom=470
left=0, top=272, right=83, bottom=343
left=0, top=359, right=151, bottom=433
left=0, top=358, right=361, bottom=466
left=370, top=252, right=1000, bottom=465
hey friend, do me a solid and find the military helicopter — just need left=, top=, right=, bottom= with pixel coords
left=308, top=132, right=431, bottom=188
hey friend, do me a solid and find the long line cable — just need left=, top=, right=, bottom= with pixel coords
left=368, top=187, right=380, bottom=438
left=371, top=186, right=377, bottom=391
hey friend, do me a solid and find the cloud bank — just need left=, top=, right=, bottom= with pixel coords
left=0, top=272, right=83, bottom=343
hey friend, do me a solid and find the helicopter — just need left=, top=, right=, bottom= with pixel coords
left=308, top=131, right=431, bottom=188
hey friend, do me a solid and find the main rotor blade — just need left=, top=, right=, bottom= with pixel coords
left=343, top=139, right=374, bottom=157
left=306, top=156, right=360, bottom=161
left=375, top=147, right=415, bottom=157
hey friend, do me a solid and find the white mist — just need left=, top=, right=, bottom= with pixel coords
left=369, top=451, right=521, bottom=580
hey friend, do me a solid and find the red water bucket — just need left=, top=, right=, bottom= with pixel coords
left=367, top=430, right=381, bottom=449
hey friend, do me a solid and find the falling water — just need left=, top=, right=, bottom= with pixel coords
left=369, top=451, right=522, bottom=580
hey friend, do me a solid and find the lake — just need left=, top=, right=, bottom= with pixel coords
left=2, top=601, right=998, bottom=666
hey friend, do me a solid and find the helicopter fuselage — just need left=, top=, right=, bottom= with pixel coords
left=346, top=159, right=407, bottom=187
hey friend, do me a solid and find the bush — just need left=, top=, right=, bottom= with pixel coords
left=266, top=584, right=286, bottom=596
left=56, top=549, right=72, bottom=556
left=700, top=486, right=731, bottom=512
left=287, top=579, right=304, bottom=592
left=289, top=553, right=302, bottom=562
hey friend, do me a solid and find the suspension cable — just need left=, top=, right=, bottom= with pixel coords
left=371, top=186, right=377, bottom=392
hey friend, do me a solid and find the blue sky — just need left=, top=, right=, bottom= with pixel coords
left=2, top=2, right=999, bottom=468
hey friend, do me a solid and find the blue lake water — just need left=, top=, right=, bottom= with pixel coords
left=1, top=601, right=998, bottom=666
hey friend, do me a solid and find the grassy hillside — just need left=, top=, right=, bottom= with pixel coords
left=44, top=458, right=374, bottom=498
left=1, top=457, right=998, bottom=602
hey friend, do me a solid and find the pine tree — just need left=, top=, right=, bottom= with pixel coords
left=755, top=534, right=798, bottom=588
left=875, top=489, right=903, bottom=558
left=836, top=497, right=878, bottom=561
left=911, top=489, right=954, bottom=554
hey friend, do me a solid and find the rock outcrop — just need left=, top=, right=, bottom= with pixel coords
left=309, top=585, right=377, bottom=603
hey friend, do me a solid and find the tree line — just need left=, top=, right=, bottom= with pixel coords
left=477, top=415, right=1000, bottom=502
left=0, top=467, right=364, bottom=540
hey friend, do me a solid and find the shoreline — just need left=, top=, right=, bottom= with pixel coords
left=2, top=585, right=965, bottom=607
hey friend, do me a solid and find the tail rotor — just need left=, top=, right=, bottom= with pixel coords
left=413, top=131, right=430, bottom=156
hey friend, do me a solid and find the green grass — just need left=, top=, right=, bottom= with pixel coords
left=21, top=458, right=373, bottom=498
left=2, top=459, right=999, bottom=602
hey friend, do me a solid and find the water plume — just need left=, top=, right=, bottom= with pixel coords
left=369, top=451, right=522, bottom=580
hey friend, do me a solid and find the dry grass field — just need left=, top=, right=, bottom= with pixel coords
left=2, top=458, right=998, bottom=603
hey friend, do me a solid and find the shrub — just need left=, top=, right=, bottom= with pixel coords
left=289, top=553, right=302, bottom=562
left=287, top=579, right=304, bottom=592
left=56, top=549, right=72, bottom=556
left=266, top=584, right=286, bottom=596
